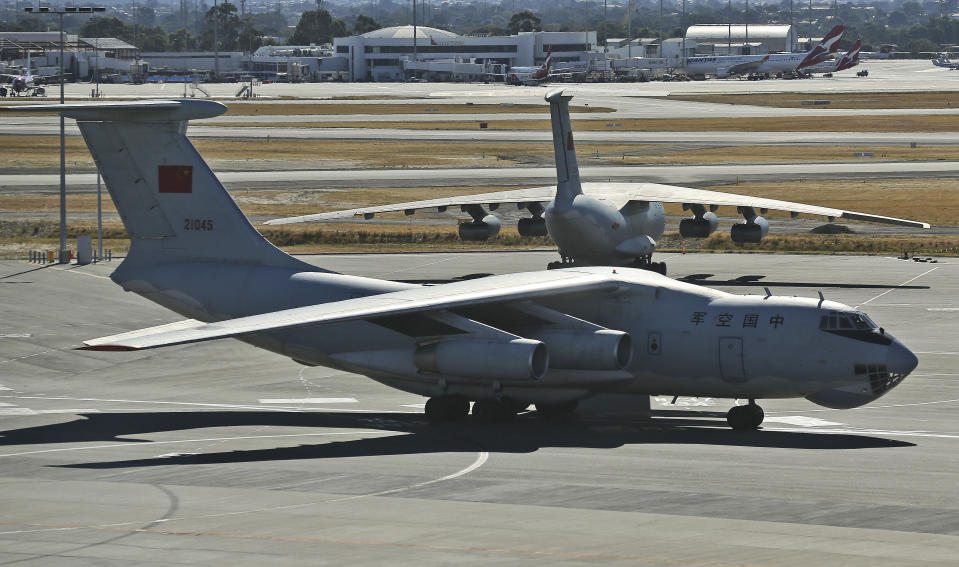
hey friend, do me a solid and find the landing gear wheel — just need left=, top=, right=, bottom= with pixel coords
left=425, top=396, right=469, bottom=422
left=653, top=262, right=667, bottom=276
left=547, top=261, right=561, bottom=270
left=471, top=399, right=516, bottom=421
left=726, top=401, right=764, bottom=430
left=535, top=400, right=579, bottom=418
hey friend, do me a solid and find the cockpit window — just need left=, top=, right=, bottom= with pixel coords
left=851, top=312, right=878, bottom=330
left=820, top=311, right=878, bottom=331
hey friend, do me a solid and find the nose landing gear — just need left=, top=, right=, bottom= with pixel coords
left=727, top=400, right=764, bottom=430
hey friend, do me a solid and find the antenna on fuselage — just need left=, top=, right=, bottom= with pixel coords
left=764, top=287, right=772, bottom=299
left=818, top=291, right=825, bottom=308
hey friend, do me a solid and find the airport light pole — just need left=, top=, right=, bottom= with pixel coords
left=24, top=5, right=105, bottom=264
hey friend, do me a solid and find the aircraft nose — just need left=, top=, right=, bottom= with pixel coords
left=887, top=340, right=919, bottom=376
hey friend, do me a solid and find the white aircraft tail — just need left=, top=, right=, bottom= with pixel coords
left=24, top=51, right=32, bottom=82
left=6, top=100, right=309, bottom=270
left=545, top=89, right=582, bottom=207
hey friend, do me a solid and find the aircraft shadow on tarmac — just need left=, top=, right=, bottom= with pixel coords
left=0, top=410, right=913, bottom=470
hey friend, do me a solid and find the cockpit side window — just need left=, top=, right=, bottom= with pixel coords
left=820, top=311, right=877, bottom=331
left=852, top=312, right=878, bottom=330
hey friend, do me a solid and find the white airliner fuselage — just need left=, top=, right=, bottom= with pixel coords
left=684, top=24, right=844, bottom=78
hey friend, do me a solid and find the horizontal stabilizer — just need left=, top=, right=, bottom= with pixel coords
left=0, top=99, right=227, bottom=121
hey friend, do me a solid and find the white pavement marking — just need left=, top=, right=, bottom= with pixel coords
left=916, top=352, right=959, bottom=356
left=856, top=266, right=940, bottom=308
left=0, top=334, right=32, bottom=338
left=0, top=408, right=36, bottom=416
left=653, top=396, right=715, bottom=407
left=927, top=307, right=959, bottom=311
left=401, top=403, right=426, bottom=409
left=258, top=398, right=358, bottom=404
left=0, top=438, right=491, bottom=536
left=0, top=385, right=11, bottom=391
left=762, top=416, right=845, bottom=427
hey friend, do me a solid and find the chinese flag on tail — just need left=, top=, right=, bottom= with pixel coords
left=158, top=165, right=193, bottom=193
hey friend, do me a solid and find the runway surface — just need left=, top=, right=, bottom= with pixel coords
left=1, top=252, right=957, bottom=565
left=4, top=160, right=959, bottom=192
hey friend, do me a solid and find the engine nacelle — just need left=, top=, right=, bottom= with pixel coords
left=414, top=338, right=548, bottom=381
left=517, top=217, right=548, bottom=237
left=524, top=329, right=632, bottom=371
left=730, top=217, right=770, bottom=243
left=678, top=212, right=719, bottom=238
left=458, top=215, right=501, bottom=241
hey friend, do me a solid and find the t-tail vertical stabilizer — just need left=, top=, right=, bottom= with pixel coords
left=2, top=100, right=310, bottom=273
left=545, top=89, right=582, bottom=209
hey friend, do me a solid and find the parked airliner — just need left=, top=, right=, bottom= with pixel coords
left=683, top=24, right=845, bottom=78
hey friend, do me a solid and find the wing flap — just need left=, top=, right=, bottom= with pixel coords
left=80, top=269, right=621, bottom=351
left=265, top=186, right=556, bottom=224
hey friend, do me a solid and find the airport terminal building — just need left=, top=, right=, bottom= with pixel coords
left=333, top=26, right=596, bottom=82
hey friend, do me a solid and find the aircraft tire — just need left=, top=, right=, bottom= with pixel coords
left=425, top=396, right=469, bottom=422
left=727, top=403, right=764, bottom=430
left=655, top=262, right=667, bottom=276
left=535, top=400, right=579, bottom=418
left=472, top=399, right=515, bottom=421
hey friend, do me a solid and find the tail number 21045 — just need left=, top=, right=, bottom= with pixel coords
left=184, top=218, right=214, bottom=231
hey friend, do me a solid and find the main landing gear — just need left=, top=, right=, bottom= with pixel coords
left=726, top=400, right=764, bottom=430
left=546, top=253, right=667, bottom=276
left=424, top=396, right=576, bottom=422
left=632, top=254, right=667, bottom=276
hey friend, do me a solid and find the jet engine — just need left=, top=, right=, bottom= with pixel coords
left=524, top=329, right=632, bottom=371
left=679, top=205, right=719, bottom=238
left=730, top=217, right=769, bottom=243
left=458, top=204, right=501, bottom=241
left=458, top=216, right=501, bottom=241
left=517, top=202, right=548, bottom=237
left=517, top=217, right=548, bottom=237
left=414, top=338, right=548, bottom=381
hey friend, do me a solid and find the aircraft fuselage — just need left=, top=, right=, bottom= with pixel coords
left=112, top=258, right=914, bottom=411
left=545, top=194, right=666, bottom=265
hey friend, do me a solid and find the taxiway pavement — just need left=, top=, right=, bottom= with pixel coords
left=0, top=252, right=956, bottom=565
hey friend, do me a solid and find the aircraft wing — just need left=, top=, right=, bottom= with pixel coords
left=265, top=186, right=558, bottom=224
left=718, top=56, right=769, bottom=77
left=80, top=269, right=622, bottom=351
left=583, top=182, right=930, bottom=228
left=266, top=180, right=929, bottom=229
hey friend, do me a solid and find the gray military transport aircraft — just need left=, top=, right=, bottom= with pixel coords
left=1, top=99, right=920, bottom=429
left=268, top=91, right=929, bottom=276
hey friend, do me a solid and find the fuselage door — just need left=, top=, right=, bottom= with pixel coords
left=719, top=337, right=746, bottom=383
